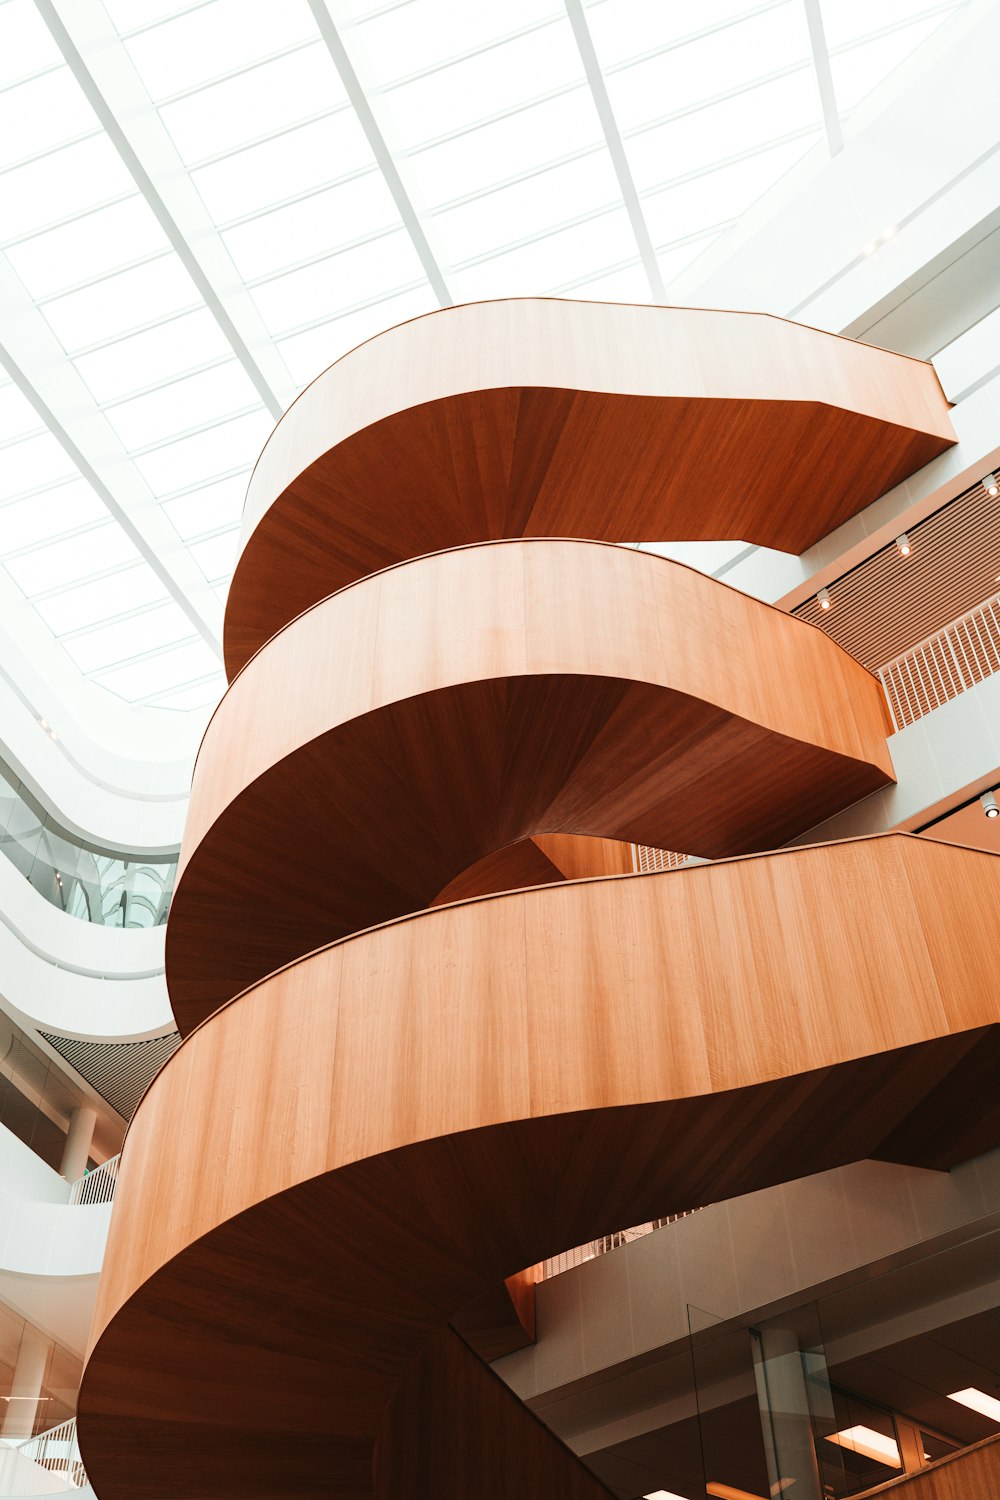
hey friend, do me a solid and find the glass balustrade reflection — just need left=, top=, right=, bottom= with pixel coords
left=0, top=763, right=176, bottom=928
left=678, top=1220, right=1000, bottom=1500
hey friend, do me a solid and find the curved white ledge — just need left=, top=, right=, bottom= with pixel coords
left=0, top=1130, right=110, bottom=1359
left=0, top=863, right=171, bottom=1045
left=0, top=663, right=189, bottom=856
left=0, top=1200, right=107, bottom=1359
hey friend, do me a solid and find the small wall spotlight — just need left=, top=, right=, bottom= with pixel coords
left=984, top=473, right=999, bottom=497
left=982, top=791, right=999, bottom=819
left=817, top=587, right=831, bottom=611
left=895, top=533, right=911, bottom=557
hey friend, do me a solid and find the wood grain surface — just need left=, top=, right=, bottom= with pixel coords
left=854, top=1433, right=1000, bottom=1498
left=81, top=836, right=1000, bottom=1500
left=224, top=299, right=955, bottom=672
left=168, top=540, right=894, bottom=1032
left=82, top=301, right=972, bottom=1500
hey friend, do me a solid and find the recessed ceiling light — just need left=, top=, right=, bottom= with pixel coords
left=948, top=1388, right=1000, bottom=1422
left=817, top=587, right=831, bottom=611
left=983, top=473, right=999, bottom=497
left=825, top=1426, right=901, bottom=1467
left=705, top=1484, right=769, bottom=1500
left=981, top=792, right=999, bottom=819
left=895, top=533, right=911, bottom=556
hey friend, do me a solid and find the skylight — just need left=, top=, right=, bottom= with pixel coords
left=0, top=0, right=971, bottom=718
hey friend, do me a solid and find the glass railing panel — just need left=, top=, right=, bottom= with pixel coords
left=671, top=1218, right=1000, bottom=1500
left=0, top=759, right=177, bottom=927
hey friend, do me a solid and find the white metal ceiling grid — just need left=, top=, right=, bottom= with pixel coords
left=0, top=0, right=968, bottom=716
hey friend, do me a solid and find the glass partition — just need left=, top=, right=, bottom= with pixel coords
left=667, top=1218, right=1000, bottom=1500
left=0, top=761, right=176, bottom=928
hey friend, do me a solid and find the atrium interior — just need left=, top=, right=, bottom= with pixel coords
left=0, top=2, right=999, bottom=1498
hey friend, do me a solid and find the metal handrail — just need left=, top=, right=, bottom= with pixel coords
left=11, top=1416, right=86, bottom=1491
left=67, top=1154, right=119, bottom=1207
left=878, top=592, right=1000, bottom=731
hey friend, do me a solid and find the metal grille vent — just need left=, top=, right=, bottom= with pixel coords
left=39, top=1031, right=180, bottom=1121
left=792, top=477, right=1000, bottom=670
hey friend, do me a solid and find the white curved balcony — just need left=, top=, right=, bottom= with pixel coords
left=0, top=859, right=169, bottom=1045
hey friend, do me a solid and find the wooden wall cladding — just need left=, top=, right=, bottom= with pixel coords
left=167, top=541, right=894, bottom=1032
left=223, top=298, right=955, bottom=673
left=80, top=836, right=1000, bottom=1500
left=854, top=1434, right=1000, bottom=1498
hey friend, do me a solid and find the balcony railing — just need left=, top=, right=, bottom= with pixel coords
left=4, top=1418, right=86, bottom=1493
left=878, top=592, right=1000, bottom=731
left=68, top=1154, right=119, bottom=1207
left=540, top=1211, right=704, bottom=1279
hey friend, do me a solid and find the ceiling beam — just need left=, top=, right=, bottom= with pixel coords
left=36, top=0, right=294, bottom=417
left=803, top=0, right=844, bottom=156
left=563, top=0, right=666, bottom=301
left=307, top=0, right=452, bottom=308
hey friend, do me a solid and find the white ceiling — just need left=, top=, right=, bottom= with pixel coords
left=0, top=0, right=969, bottom=717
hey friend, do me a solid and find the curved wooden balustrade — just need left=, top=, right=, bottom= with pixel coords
left=224, top=299, right=954, bottom=673
left=80, top=837, right=1000, bottom=1500
left=80, top=301, right=976, bottom=1500
left=167, top=540, right=894, bottom=1032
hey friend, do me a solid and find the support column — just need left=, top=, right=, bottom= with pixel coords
left=751, top=1325, right=824, bottom=1500
left=1, top=1325, right=51, bottom=1438
left=59, top=1105, right=96, bottom=1184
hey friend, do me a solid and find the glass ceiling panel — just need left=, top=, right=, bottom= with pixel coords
left=406, top=88, right=603, bottom=207
left=560, top=262, right=650, bottom=300
left=5, top=196, right=171, bottom=302
left=0, top=69, right=98, bottom=169
left=0, top=0, right=62, bottom=86
left=123, top=0, right=318, bottom=101
left=583, top=0, right=777, bottom=67
left=158, top=44, right=346, bottom=164
left=103, top=0, right=197, bottom=32
left=352, top=0, right=562, bottom=81
left=40, top=256, right=201, bottom=352
left=0, top=381, right=43, bottom=443
left=190, top=111, right=376, bottom=223
left=275, top=285, right=439, bottom=386
left=221, top=172, right=400, bottom=282
left=250, top=231, right=426, bottom=337
left=144, top=678, right=227, bottom=712
left=187, top=530, right=240, bottom=584
left=102, top=362, right=261, bottom=452
left=624, top=70, right=824, bottom=191
left=0, top=135, right=135, bottom=242
left=604, top=5, right=812, bottom=133
left=62, top=600, right=194, bottom=675
left=820, top=0, right=956, bottom=48
left=643, top=134, right=823, bottom=247
left=73, top=309, right=234, bottom=405
left=451, top=208, right=638, bottom=300
left=34, top=564, right=170, bottom=637
left=432, top=151, right=621, bottom=266
left=4, top=522, right=140, bottom=597
left=93, top=638, right=222, bottom=703
left=0, top=479, right=106, bottom=554
left=0, top=0, right=972, bottom=716
left=379, top=21, right=586, bottom=145
left=0, top=433, right=75, bottom=501
left=160, top=472, right=250, bottom=542
left=130, top=409, right=273, bottom=497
